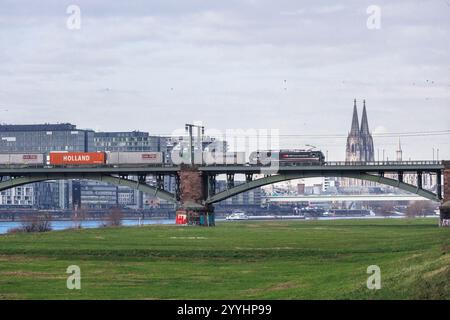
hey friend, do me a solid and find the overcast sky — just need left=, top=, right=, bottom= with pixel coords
left=0, top=0, right=449, bottom=160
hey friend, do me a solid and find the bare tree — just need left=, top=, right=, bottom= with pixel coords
left=406, top=201, right=435, bottom=218
left=379, top=201, right=395, bottom=217
left=103, top=207, right=123, bottom=227
left=72, top=206, right=88, bottom=229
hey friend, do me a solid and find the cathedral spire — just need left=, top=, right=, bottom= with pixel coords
left=360, top=99, right=370, bottom=134
left=350, top=99, right=359, bottom=135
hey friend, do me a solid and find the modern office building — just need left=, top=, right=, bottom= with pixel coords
left=34, top=181, right=68, bottom=209
left=0, top=186, right=34, bottom=207
left=0, top=123, right=94, bottom=153
left=94, top=131, right=168, bottom=154
left=78, top=181, right=118, bottom=209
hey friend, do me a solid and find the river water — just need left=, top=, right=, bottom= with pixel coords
left=0, top=219, right=174, bottom=234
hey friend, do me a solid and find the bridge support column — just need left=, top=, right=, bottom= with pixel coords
left=417, top=171, right=422, bottom=189
left=226, top=173, right=235, bottom=189
left=175, top=165, right=214, bottom=226
left=207, top=174, right=216, bottom=198
left=439, top=161, right=450, bottom=227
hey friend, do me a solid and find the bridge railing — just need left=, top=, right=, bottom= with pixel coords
left=324, top=160, right=442, bottom=166
left=0, top=160, right=443, bottom=169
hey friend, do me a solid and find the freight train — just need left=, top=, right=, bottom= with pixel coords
left=0, top=149, right=325, bottom=166
left=0, top=152, right=164, bottom=166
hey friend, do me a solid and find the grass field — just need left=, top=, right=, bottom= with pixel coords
left=0, top=218, right=449, bottom=299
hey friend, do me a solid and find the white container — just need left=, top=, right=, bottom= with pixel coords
left=106, top=152, right=163, bottom=165
left=203, top=152, right=246, bottom=165
left=0, top=153, right=45, bottom=165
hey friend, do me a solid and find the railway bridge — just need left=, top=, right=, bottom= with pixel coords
left=0, top=160, right=449, bottom=226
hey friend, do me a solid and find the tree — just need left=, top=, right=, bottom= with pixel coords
left=103, top=207, right=123, bottom=227
left=72, top=206, right=88, bottom=229
left=406, top=201, right=435, bottom=218
left=379, top=201, right=395, bottom=217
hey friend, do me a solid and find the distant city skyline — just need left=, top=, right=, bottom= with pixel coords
left=0, top=0, right=449, bottom=160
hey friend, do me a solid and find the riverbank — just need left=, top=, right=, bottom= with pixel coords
left=0, top=215, right=440, bottom=234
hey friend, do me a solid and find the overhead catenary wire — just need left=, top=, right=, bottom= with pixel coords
left=155, top=130, right=450, bottom=139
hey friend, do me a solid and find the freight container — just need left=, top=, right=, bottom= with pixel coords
left=0, top=153, right=45, bottom=165
left=49, top=152, right=106, bottom=165
left=203, top=152, right=246, bottom=165
left=106, top=152, right=163, bottom=165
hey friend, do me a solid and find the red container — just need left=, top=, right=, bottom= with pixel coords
left=49, top=152, right=106, bottom=165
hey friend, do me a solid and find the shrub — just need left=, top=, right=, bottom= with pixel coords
left=8, top=214, right=53, bottom=233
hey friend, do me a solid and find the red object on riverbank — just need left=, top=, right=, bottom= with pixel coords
left=175, top=211, right=187, bottom=225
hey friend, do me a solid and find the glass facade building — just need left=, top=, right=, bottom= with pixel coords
left=0, top=123, right=94, bottom=153
left=94, top=131, right=167, bottom=153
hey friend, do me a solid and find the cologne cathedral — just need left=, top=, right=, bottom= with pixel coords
left=345, top=99, right=375, bottom=162
left=342, top=99, right=375, bottom=187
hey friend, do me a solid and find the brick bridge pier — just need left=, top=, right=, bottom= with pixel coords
left=439, top=161, right=450, bottom=227
left=175, top=165, right=214, bottom=226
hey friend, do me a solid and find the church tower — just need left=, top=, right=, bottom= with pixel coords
left=360, top=100, right=375, bottom=162
left=345, top=99, right=362, bottom=162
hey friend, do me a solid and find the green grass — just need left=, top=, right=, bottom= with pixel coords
left=0, top=218, right=449, bottom=299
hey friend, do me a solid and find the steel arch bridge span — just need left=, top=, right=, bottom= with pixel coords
left=206, top=172, right=440, bottom=204
left=0, top=174, right=177, bottom=203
